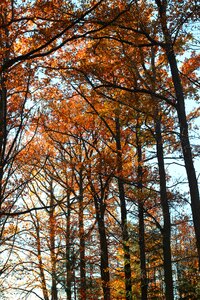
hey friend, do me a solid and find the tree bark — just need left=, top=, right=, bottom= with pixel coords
left=155, top=0, right=200, bottom=268
left=136, top=120, right=148, bottom=300
left=49, top=184, right=58, bottom=300
left=93, top=193, right=111, bottom=300
left=87, top=161, right=111, bottom=300
left=35, top=221, right=49, bottom=300
left=66, top=194, right=72, bottom=300
left=115, top=116, right=132, bottom=300
left=0, top=21, right=9, bottom=239
left=78, top=169, right=87, bottom=300
left=155, top=112, right=174, bottom=300
left=0, top=73, right=7, bottom=240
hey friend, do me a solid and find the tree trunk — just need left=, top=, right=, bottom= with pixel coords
left=155, top=0, right=200, bottom=268
left=93, top=193, right=111, bottom=300
left=136, top=120, right=148, bottom=300
left=155, top=112, right=174, bottom=299
left=0, top=73, right=7, bottom=240
left=0, top=24, right=8, bottom=207
left=78, top=170, right=86, bottom=300
left=0, top=18, right=10, bottom=245
left=66, top=194, right=72, bottom=300
left=35, top=222, right=49, bottom=300
left=49, top=184, right=58, bottom=300
left=115, top=116, right=132, bottom=300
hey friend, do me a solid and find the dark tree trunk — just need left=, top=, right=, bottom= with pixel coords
left=115, top=116, right=132, bottom=300
left=88, top=162, right=111, bottom=300
left=78, top=170, right=87, bottom=300
left=155, top=112, right=174, bottom=300
left=0, top=74, right=6, bottom=191
left=0, top=22, right=9, bottom=242
left=66, top=195, right=72, bottom=300
left=136, top=121, right=148, bottom=300
left=72, top=247, right=77, bottom=300
left=155, top=0, right=200, bottom=268
left=0, top=73, right=7, bottom=239
left=93, top=193, right=111, bottom=300
left=49, top=184, right=58, bottom=300
left=0, top=26, right=8, bottom=201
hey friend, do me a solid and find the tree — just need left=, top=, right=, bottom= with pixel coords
left=0, top=0, right=115, bottom=282
left=0, top=1, right=199, bottom=299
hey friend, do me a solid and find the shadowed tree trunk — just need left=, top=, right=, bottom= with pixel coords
left=93, top=193, right=111, bottom=300
left=136, top=118, right=148, bottom=300
left=154, top=110, right=174, bottom=299
left=155, top=0, right=200, bottom=269
left=66, top=193, right=72, bottom=300
left=78, top=169, right=87, bottom=300
left=0, top=22, right=9, bottom=240
left=115, top=115, right=132, bottom=300
left=49, top=182, right=58, bottom=300
left=87, top=156, right=111, bottom=300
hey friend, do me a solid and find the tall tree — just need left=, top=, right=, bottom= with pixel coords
left=154, top=0, right=200, bottom=266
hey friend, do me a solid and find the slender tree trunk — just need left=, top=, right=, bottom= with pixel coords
left=49, top=184, right=58, bottom=300
left=72, top=247, right=77, bottom=300
left=35, top=223, right=49, bottom=300
left=136, top=120, right=148, bottom=300
left=168, top=49, right=200, bottom=266
left=78, top=170, right=86, bottom=300
left=0, top=22, right=8, bottom=199
left=155, top=0, right=200, bottom=269
left=93, top=194, right=111, bottom=300
left=154, top=112, right=174, bottom=300
left=115, top=116, right=132, bottom=300
left=0, top=74, right=6, bottom=190
left=0, top=18, right=9, bottom=242
left=87, top=162, right=111, bottom=300
left=0, top=73, right=6, bottom=239
left=0, top=26, right=8, bottom=238
left=66, top=195, right=72, bottom=300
